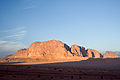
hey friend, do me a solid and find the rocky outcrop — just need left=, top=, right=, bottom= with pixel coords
left=7, top=40, right=73, bottom=59
left=104, top=51, right=118, bottom=58
left=70, top=45, right=103, bottom=58
left=71, top=45, right=87, bottom=57
left=27, top=40, right=72, bottom=59
left=6, top=49, right=28, bottom=58
left=80, top=46, right=87, bottom=57
left=71, top=45, right=82, bottom=56
left=87, top=49, right=103, bottom=58
left=6, top=40, right=120, bottom=61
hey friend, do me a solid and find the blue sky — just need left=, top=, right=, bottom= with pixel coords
left=0, top=0, right=120, bottom=58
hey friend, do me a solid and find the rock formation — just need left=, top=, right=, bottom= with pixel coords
left=80, top=46, right=88, bottom=57
left=6, top=49, right=28, bottom=58
left=104, top=51, right=118, bottom=58
left=71, top=45, right=82, bottom=56
left=28, top=40, right=72, bottom=59
left=5, top=40, right=119, bottom=61
left=87, top=49, right=103, bottom=58
left=71, top=45, right=87, bottom=57
left=7, top=40, right=73, bottom=59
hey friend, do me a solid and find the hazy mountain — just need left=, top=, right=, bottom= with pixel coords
left=115, top=51, right=120, bottom=56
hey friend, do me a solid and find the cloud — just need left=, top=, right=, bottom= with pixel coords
left=0, top=40, right=26, bottom=51
left=0, top=27, right=25, bottom=33
left=0, top=41, right=26, bottom=58
left=6, top=30, right=27, bottom=40
left=0, top=27, right=27, bottom=41
left=0, top=41, right=8, bottom=44
left=0, top=27, right=27, bottom=58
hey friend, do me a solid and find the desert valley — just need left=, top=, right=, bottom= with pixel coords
left=0, top=40, right=120, bottom=80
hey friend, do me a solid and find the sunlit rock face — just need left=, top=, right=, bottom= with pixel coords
left=71, top=45, right=87, bottom=57
left=104, top=51, right=118, bottom=58
left=27, top=40, right=73, bottom=59
left=5, top=40, right=107, bottom=60
left=5, top=49, right=28, bottom=58
left=87, top=49, right=103, bottom=58
left=71, top=45, right=82, bottom=56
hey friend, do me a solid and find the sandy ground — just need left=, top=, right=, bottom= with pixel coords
left=0, top=58, right=120, bottom=80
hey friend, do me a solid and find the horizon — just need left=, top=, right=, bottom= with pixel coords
left=0, top=0, right=120, bottom=58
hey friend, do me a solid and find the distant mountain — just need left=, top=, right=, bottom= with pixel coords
left=104, top=51, right=119, bottom=58
left=115, top=51, right=120, bottom=56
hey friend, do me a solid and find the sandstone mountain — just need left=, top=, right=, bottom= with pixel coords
left=87, top=49, right=103, bottom=58
left=28, top=40, right=73, bottom=59
left=104, top=51, right=119, bottom=58
left=70, top=45, right=102, bottom=58
left=71, top=45, right=85, bottom=57
left=4, top=40, right=118, bottom=61
left=6, top=49, right=28, bottom=58
left=7, top=40, right=72, bottom=59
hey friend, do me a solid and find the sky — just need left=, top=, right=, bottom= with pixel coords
left=0, top=0, right=120, bottom=58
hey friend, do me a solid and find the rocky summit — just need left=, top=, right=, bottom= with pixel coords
left=5, top=40, right=119, bottom=60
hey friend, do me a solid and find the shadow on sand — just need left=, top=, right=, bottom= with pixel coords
left=0, top=58, right=120, bottom=71
left=32, top=58, right=120, bottom=71
left=0, top=58, right=120, bottom=80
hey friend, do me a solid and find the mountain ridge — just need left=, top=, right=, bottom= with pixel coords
left=1, top=40, right=119, bottom=62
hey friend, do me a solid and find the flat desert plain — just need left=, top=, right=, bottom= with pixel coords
left=0, top=58, right=120, bottom=80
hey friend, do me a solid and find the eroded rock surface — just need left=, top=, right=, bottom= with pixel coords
left=5, top=40, right=119, bottom=62
left=87, top=49, right=103, bottom=58
left=71, top=45, right=82, bottom=56
left=7, top=40, right=73, bottom=59
left=28, top=40, right=72, bottom=59
left=71, top=45, right=87, bottom=57
left=5, top=49, right=28, bottom=58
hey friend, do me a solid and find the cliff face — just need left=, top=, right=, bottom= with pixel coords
left=71, top=45, right=88, bottom=57
left=7, top=40, right=73, bottom=59
left=87, top=49, right=103, bottom=58
left=70, top=45, right=102, bottom=58
left=104, top=51, right=119, bottom=58
left=71, top=45, right=83, bottom=57
left=5, top=40, right=118, bottom=60
left=27, top=40, right=72, bottom=59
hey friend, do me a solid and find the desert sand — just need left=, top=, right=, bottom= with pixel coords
left=0, top=58, right=120, bottom=80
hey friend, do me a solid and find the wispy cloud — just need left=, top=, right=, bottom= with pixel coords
left=0, top=40, right=26, bottom=50
left=0, top=27, right=26, bottom=41
left=0, top=27, right=27, bottom=58
left=0, top=41, right=8, bottom=44
left=0, top=40, right=26, bottom=58
left=0, top=27, right=25, bottom=33
left=6, top=30, right=27, bottom=40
